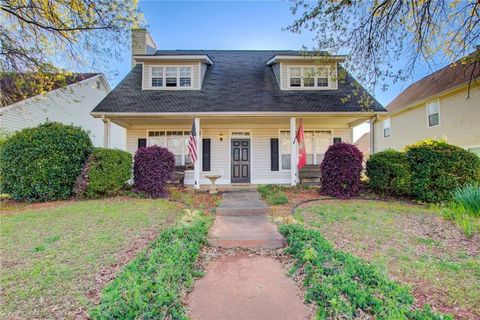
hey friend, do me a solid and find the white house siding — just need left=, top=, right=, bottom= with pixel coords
left=0, top=76, right=125, bottom=149
left=125, top=117, right=354, bottom=185
left=374, top=87, right=480, bottom=152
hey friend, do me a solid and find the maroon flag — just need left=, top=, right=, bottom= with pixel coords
left=188, top=119, right=198, bottom=164
left=295, top=119, right=307, bottom=170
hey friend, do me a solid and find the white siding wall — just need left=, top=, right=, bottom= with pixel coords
left=374, top=87, right=480, bottom=152
left=0, top=76, right=125, bottom=149
left=125, top=117, right=354, bottom=185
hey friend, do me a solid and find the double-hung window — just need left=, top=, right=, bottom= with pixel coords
left=427, top=100, right=440, bottom=127
left=151, top=67, right=163, bottom=87
left=279, top=130, right=332, bottom=170
left=383, top=119, right=391, bottom=138
left=150, top=66, right=192, bottom=88
left=288, top=66, right=331, bottom=88
left=148, top=130, right=192, bottom=165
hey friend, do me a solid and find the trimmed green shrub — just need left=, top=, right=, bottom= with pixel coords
left=75, top=148, right=132, bottom=199
left=91, top=214, right=212, bottom=319
left=366, top=150, right=411, bottom=196
left=279, top=223, right=451, bottom=319
left=405, top=139, right=480, bottom=203
left=0, top=122, right=93, bottom=201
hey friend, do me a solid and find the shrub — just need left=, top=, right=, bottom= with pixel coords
left=320, top=142, right=363, bottom=199
left=91, top=214, right=212, bottom=319
left=0, top=122, right=93, bottom=201
left=279, top=223, right=451, bottom=319
left=405, top=139, right=480, bottom=203
left=366, top=150, right=411, bottom=196
left=133, top=146, right=175, bottom=198
left=75, top=148, right=132, bottom=199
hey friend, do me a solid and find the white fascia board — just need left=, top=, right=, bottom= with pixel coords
left=266, top=55, right=347, bottom=66
left=90, top=111, right=386, bottom=118
left=133, top=55, right=213, bottom=65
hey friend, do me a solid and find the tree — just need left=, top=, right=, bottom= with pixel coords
left=288, top=0, right=479, bottom=96
left=0, top=0, right=142, bottom=106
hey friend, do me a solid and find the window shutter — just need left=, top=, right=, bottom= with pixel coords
left=138, top=138, right=147, bottom=148
left=271, top=138, right=279, bottom=171
left=202, top=139, right=211, bottom=171
left=333, top=137, right=342, bottom=144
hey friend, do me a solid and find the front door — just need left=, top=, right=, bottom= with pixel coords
left=231, top=139, right=250, bottom=183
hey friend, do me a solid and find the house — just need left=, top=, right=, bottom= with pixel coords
left=0, top=73, right=125, bottom=149
left=373, top=54, right=480, bottom=156
left=354, top=132, right=370, bottom=158
left=91, top=29, right=386, bottom=187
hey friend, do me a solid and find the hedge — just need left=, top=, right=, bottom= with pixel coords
left=405, top=140, right=480, bottom=203
left=91, top=214, right=212, bottom=319
left=0, top=122, right=93, bottom=201
left=366, top=150, right=411, bottom=197
left=75, top=148, right=132, bottom=199
left=133, top=146, right=175, bottom=198
left=280, top=223, right=451, bottom=319
left=320, top=142, right=363, bottom=199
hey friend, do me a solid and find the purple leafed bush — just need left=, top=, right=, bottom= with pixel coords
left=133, top=146, right=175, bottom=198
left=320, top=142, right=363, bottom=199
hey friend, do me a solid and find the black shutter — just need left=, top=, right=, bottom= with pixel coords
left=202, top=139, right=211, bottom=171
left=138, top=138, right=147, bottom=148
left=271, top=138, right=279, bottom=171
left=333, top=137, right=342, bottom=144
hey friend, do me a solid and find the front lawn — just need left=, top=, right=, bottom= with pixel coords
left=295, top=200, right=480, bottom=319
left=0, top=198, right=183, bottom=319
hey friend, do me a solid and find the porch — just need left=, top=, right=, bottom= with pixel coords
left=102, top=114, right=374, bottom=187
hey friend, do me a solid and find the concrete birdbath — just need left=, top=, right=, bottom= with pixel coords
left=205, top=175, right=222, bottom=194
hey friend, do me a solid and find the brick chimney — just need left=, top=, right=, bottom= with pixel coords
left=131, top=29, right=157, bottom=67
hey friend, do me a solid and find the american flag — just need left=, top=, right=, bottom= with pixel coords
left=188, top=118, right=198, bottom=164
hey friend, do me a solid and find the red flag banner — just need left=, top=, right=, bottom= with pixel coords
left=296, top=119, right=307, bottom=170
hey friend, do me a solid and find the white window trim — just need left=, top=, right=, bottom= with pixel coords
left=286, top=65, right=338, bottom=90
left=147, top=65, right=194, bottom=90
left=146, top=129, right=193, bottom=168
left=278, top=129, right=333, bottom=171
left=383, top=119, right=391, bottom=138
left=426, top=99, right=441, bottom=128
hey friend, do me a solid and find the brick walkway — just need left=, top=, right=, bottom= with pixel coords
left=187, top=191, right=310, bottom=320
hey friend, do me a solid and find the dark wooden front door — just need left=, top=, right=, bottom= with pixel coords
left=231, top=139, right=250, bottom=183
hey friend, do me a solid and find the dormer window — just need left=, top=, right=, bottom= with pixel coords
left=288, top=66, right=332, bottom=89
left=149, top=65, right=192, bottom=89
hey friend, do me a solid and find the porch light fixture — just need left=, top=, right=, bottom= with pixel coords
left=219, top=132, right=224, bottom=141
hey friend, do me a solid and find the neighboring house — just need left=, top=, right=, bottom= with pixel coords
left=0, top=73, right=125, bottom=149
left=373, top=54, right=480, bottom=156
left=354, top=132, right=370, bottom=158
left=91, top=29, right=386, bottom=187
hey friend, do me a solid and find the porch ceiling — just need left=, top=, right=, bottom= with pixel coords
left=109, top=114, right=372, bottom=129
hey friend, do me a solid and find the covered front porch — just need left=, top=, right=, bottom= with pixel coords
left=101, top=114, right=375, bottom=187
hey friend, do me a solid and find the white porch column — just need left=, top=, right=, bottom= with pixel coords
left=193, top=117, right=201, bottom=189
left=290, top=117, right=298, bottom=185
left=102, top=117, right=111, bottom=148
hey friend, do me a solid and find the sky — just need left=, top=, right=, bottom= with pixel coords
left=109, top=0, right=453, bottom=141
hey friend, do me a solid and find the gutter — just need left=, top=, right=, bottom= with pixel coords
left=90, top=111, right=387, bottom=118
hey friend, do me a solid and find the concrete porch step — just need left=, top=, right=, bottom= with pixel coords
left=216, top=207, right=270, bottom=216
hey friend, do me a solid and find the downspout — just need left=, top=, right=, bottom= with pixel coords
left=369, top=115, right=377, bottom=155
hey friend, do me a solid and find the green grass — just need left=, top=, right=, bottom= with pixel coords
left=297, top=200, right=480, bottom=319
left=280, top=223, right=450, bottom=319
left=441, top=185, right=480, bottom=236
left=0, top=198, right=182, bottom=319
left=91, top=213, right=213, bottom=319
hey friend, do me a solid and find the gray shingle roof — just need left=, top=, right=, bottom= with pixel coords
left=92, top=50, right=385, bottom=113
